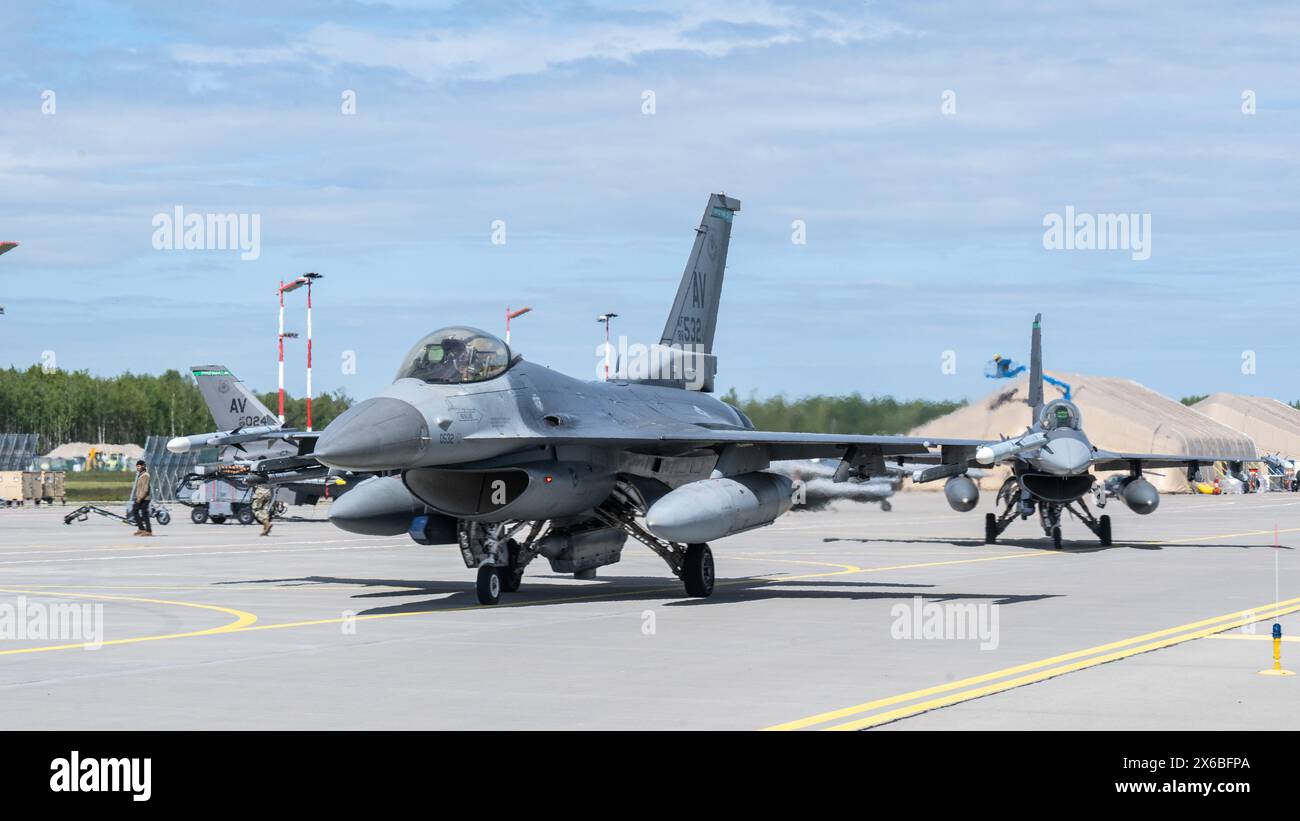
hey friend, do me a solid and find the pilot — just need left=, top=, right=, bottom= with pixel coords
left=429, top=336, right=470, bottom=382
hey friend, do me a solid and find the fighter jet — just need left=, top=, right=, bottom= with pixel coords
left=314, top=193, right=983, bottom=604
left=167, top=365, right=352, bottom=498
left=168, top=366, right=299, bottom=459
left=912, top=314, right=1253, bottom=549
left=773, top=459, right=903, bottom=511
left=771, top=459, right=987, bottom=512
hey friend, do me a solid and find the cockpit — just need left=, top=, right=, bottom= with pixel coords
left=394, top=327, right=513, bottom=385
left=1039, top=399, right=1081, bottom=431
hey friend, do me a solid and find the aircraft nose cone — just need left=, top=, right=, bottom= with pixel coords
left=314, top=397, right=429, bottom=471
left=1038, top=437, right=1092, bottom=476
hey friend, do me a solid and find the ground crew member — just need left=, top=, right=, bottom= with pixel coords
left=130, top=460, right=152, bottom=536
left=252, top=483, right=275, bottom=536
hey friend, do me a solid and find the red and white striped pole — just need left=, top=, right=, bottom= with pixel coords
left=277, top=279, right=286, bottom=424
left=597, top=313, right=618, bottom=381
left=506, top=306, right=531, bottom=346
left=276, top=273, right=321, bottom=429
left=306, top=277, right=314, bottom=431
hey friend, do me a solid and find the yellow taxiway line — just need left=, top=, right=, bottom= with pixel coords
left=766, top=595, right=1300, bottom=731
left=0, top=587, right=256, bottom=656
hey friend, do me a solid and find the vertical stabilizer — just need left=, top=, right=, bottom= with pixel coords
left=191, top=366, right=280, bottom=430
left=655, top=192, right=739, bottom=391
left=1027, top=314, right=1044, bottom=415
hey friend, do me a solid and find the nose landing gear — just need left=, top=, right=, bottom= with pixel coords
left=983, top=477, right=1113, bottom=548
left=475, top=564, right=503, bottom=606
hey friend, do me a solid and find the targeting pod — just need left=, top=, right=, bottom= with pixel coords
left=1118, top=476, right=1160, bottom=514
left=944, top=475, right=980, bottom=512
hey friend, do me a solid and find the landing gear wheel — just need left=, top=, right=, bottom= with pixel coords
left=210, top=514, right=227, bottom=525
left=500, top=540, right=522, bottom=593
left=682, top=543, right=715, bottom=598
left=191, top=506, right=209, bottom=525
left=881, top=500, right=893, bottom=512
left=1052, top=526, right=1063, bottom=550
left=984, top=513, right=998, bottom=544
left=476, top=565, right=502, bottom=605
left=236, top=506, right=255, bottom=526
left=155, top=509, right=171, bottom=526
left=1098, top=515, right=1112, bottom=547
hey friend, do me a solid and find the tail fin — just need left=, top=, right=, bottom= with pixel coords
left=1027, top=314, right=1044, bottom=414
left=191, top=366, right=281, bottom=430
left=656, top=192, right=739, bottom=391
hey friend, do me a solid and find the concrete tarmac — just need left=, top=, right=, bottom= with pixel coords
left=0, top=492, right=1295, bottom=730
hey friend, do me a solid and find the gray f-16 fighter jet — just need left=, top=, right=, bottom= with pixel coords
left=914, top=314, right=1251, bottom=549
left=315, top=193, right=982, bottom=604
left=168, top=366, right=299, bottom=461
left=167, top=366, right=352, bottom=496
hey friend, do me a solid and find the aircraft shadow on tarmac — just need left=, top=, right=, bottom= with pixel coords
left=216, top=574, right=1060, bottom=614
left=823, top=536, right=1294, bottom=553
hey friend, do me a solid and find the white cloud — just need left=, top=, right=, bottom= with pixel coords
left=170, top=5, right=906, bottom=82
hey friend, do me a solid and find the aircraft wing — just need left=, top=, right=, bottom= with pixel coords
left=651, top=430, right=985, bottom=461
left=513, top=428, right=985, bottom=461
left=1090, top=450, right=1251, bottom=472
left=0, top=241, right=17, bottom=257
left=867, top=445, right=1252, bottom=476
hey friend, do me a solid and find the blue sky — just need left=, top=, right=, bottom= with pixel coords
left=1, top=1, right=1298, bottom=404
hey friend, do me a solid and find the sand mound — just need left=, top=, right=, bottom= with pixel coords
left=1192, top=394, right=1300, bottom=459
left=44, top=442, right=145, bottom=460
left=909, top=373, right=1257, bottom=493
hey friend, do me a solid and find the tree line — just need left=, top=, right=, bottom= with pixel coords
left=720, top=389, right=965, bottom=434
left=0, top=365, right=353, bottom=447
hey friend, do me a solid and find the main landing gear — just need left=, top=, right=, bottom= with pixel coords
left=595, top=488, right=715, bottom=599
left=681, top=543, right=715, bottom=598
left=984, top=478, right=1113, bottom=549
left=457, top=486, right=719, bottom=607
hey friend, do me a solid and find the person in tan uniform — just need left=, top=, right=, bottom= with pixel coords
left=252, top=482, right=275, bottom=536
left=131, top=460, right=153, bottom=536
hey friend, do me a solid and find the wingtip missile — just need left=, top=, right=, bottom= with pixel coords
left=975, top=431, right=1049, bottom=465
left=166, top=424, right=286, bottom=454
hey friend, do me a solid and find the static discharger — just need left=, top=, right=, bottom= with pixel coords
left=1259, top=623, right=1295, bottom=676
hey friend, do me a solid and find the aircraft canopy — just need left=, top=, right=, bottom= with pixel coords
left=395, top=327, right=512, bottom=385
